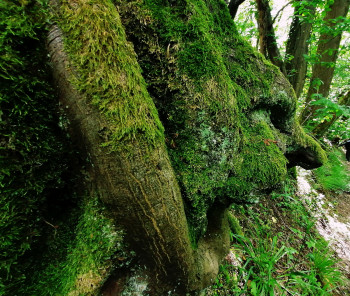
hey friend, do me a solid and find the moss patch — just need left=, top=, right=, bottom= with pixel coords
left=16, top=193, right=128, bottom=296
left=0, top=1, right=74, bottom=292
left=290, top=121, right=327, bottom=165
left=57, top=0, right=164, bottom=150
left=117, top=0, right=298, bottom=242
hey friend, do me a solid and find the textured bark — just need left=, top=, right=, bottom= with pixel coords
left=255, top=0, right=287, bottom=75
left=47, top=23, right=230, bottom=294
left=228, top=0, right=246, bottom=19
left=300, top=0, right=350, bottom=124
left=285, top=0, right=316, bottom=98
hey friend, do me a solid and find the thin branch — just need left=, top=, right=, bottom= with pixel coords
left=272, top=1, right=293, bottom=24
left=43, top=219, right=59, bottom=229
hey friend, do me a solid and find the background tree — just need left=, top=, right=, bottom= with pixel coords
left=228, top=0, right=247, bottom=19
left=285, top=0, right=318, bottom=98
left=299, top=0, right=350, bottom=125
left=255, top=0, right=287, bottom=75
left=234, top=0, right=349, bottom=139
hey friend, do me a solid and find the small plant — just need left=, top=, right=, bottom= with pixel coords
left=233, top=234, right=289, bottom=295
left=209, top=177, right=345, bottom=295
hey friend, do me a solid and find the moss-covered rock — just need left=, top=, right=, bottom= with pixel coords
left=117, top=0, right=326, bottom=242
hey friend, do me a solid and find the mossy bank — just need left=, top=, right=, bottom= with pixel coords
left=1, top=0, right=327, bottom=293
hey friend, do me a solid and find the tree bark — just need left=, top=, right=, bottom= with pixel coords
left=285, top=0, right=317, bottom=98
left=228, top=0, right=247, bottom=19
left=255, top=0, right=287, bottom=75
left=299, top=0, right=350, bottom=125
left=47, top=10, right=230, bottom=295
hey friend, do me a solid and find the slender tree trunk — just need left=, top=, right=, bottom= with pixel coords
left=312, top=90, right=350, bottom=137
left=255, top=0, right=287, bottom=75
left=228, top=0, right=247, bottom=19
left=299, top=0, right=350, bottom=124
left=285, top=0, right=317, bottom=98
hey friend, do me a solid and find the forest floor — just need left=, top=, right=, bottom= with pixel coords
left=297, top=164, right=350, bottom=295
left=207, top=150, right=350, bottom=296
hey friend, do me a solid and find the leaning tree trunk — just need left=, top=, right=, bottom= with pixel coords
left=47, top=1, right=230, bottom=293
left=285, top=0, right=317, bottom=98
left=47, top=0, right=327, bottom=293
left=300, top=0, right=350, bottom=125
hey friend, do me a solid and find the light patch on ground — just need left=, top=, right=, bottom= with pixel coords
left=297, top=167, right=350, bottom=272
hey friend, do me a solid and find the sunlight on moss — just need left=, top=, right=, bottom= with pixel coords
left=58, top=0, right=164, bottom=150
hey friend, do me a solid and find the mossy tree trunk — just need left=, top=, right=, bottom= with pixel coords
left=46, top=0, right=326, bottom=293
left=47, top=4, right=229, bottom=294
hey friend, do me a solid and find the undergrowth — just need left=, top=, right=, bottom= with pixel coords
left=314, top=148, right=350, bottom=192
left=208, top=177, right=344, bottom=295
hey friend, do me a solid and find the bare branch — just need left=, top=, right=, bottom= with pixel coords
left=272, top=1, right=293, bottom=24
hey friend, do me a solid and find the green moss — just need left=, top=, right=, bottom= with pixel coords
left=240, top=118, right=288, bottom=187
left=227, top=212, right=243, bottom=237
left=58, top=0, right=164, bottom=150
left=290, top=121, right=327, bottom=165
left=0, top=2, right=74, bottom=292
left=178, top=40, right=219, bottom=80
left=115, top=0, right=323, bottom=243
left=17, top=194, right=128, bottom=296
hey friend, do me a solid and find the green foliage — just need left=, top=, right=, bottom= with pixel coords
left=328, top=117, right=350, bottom=139
left=298, top=3, right=350, bottom=137
left=234, top=234, right=290, bottom=296
left=209, top=179, right=343, bottom=295
left=302, top=94, right=350, bottom=137
left=314, top=149, right=350, bottom=192
left=234, top=0, right=259, bottom=46
left=0, top=1, right=73, bottom=291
